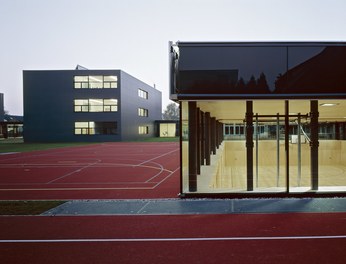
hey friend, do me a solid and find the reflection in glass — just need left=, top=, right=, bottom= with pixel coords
left=175, top=44, right=346, bottom=96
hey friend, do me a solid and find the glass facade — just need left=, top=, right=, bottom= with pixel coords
left=171, top=42, right=346, bottom=197
left=181, top=100, right=346, bottom=195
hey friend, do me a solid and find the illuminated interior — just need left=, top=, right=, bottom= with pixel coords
left=181, top=99, right=346, bottom=194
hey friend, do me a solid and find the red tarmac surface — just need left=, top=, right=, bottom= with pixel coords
left=1, top=213, right=346, bottom=263
left=1, top=142, right=346, bottom=263
left=0, top=142, right=180, bottom=200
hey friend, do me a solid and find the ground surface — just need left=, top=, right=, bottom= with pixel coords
left=0, top=142, right=345, bottom=263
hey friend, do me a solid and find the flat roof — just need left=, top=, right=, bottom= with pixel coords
left=175, top=41, right=346, bottom=47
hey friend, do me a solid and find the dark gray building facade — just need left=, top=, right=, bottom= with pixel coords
left=23, top=69, right=162, bottom=142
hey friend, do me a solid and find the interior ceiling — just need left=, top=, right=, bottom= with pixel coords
left=196, top=100, right=346, bottom=123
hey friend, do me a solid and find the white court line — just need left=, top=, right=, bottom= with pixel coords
left=152, top=167, right=180, bottom=189
left=1, top=235, right=346, bottom=243
left=0, top=167, right=180, bottom=191
left=46, top=160, right=101, bottom=184
left=134, top=149, right=178, bottom=167
left=0, top=187, right=154, bottom=191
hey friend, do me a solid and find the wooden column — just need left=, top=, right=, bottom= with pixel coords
left=188, top=101, right=197, bottom=192
left=310, top=100, right=319, bottom=191
left=218, top=122, right=223, bottom=146
left=205, top=112, right=211, bottom=166
left=196, top=108, right=201, bottom=175
left=246, top=101, right=254, bottom=191
left=215, top=120, right=219, bottom=149
left=200, top=111, right=205, bottom=166
left=285, top=100, right=290, bottom=192
left=211, top=117, right=216, bottom=155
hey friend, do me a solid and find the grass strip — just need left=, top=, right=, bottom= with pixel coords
left=0, top=200, right=66, bottom=215
left=0, top=142, right=94, bottom=153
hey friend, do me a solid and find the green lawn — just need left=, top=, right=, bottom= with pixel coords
left=0, top=137, right=179, bottom=153
left=0, top=139, right=94, bottom=153
left=141, top=137, right=179, bottom=142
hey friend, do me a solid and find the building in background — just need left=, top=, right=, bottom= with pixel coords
left=0, top=93, right=4, bottom=122
left=23, top=69, right=162, bottom=142
left=0, top=93, right=23, bottom=139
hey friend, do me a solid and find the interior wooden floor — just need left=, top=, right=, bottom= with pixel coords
left=183, top=140, right=346, bottom=193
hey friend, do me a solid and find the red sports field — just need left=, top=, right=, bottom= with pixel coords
left=1, top=142, right=345, bottom=263
left=0, top=142, right=180, bottom=200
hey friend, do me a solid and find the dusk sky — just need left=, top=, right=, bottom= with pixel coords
left=1, top=0, right=345, bottom=115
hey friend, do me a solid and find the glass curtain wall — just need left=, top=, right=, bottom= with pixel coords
left=181, top=99, right=346, bottom=195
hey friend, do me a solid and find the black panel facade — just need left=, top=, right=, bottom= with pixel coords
left=171, top=42, right=346, bottom=99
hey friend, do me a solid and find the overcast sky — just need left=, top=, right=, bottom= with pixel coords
left=1, top=0, right=345, bottom=115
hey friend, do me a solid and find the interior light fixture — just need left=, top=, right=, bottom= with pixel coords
left=107, top=76, right=118, bottom=81
left=89, top=76, right=102, bottom=82
left=320, top=103, right=339, bottom=107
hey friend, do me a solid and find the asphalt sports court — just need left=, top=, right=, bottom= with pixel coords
left=0, top=142, right=180, bottom=200
left=1, top=142, right=346, bottom=263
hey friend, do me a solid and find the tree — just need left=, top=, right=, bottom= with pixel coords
left=162, top=102, right=179, bottom=120
left=246, top=75, right=257, bottom=91
left=256, top=72, right=270, bottom=93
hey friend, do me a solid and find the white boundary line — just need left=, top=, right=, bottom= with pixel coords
left=0, top=167, right=179, bottom=191
left=134, top=149, right=178, bottom=167
left=1, top=235, right=346, bottom=243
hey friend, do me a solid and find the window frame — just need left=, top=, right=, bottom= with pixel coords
left=74, top=99, right=118, bottom=113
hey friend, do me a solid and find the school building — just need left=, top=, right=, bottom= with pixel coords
left=23, top=68, right=162, bottom=142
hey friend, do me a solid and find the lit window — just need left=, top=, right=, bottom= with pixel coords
left=138, top=89, right=148, bottom=99
left=103, top=99, right=118, bottom=112
left=74, top=75, right=118, bottom=89
left=74, top=99, right=118, bottom=112
left=74, top=76, right=89, bottom=89
left=138, top=126, right=149, bottom=134
left=138, top=107, right=148, bottom=117
left=74, top=122, right=91, bottom=135
left=75, top=121, right=117, bottom=135
left=89, top=76, right=103, bottom=89
left=89, top=99, right=103, bottom=112
left=104, top=76, right=118, bottom=89
left=74, top=99, right=89, bottom=112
